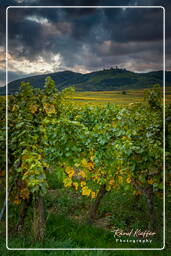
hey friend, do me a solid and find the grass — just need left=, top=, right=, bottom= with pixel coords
left=2, top=166, right=169, bottom=252
left=0, top=178, right=170, bottom=255
left=5, top=186, right=164, bottom=250
left=69, top=87, right=171, bottom=105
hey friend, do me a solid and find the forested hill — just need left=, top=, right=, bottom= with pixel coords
left=0, top=68, right=171, bottom=95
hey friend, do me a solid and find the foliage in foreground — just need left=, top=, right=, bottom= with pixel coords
left=0, top=78, right=170, bottom=251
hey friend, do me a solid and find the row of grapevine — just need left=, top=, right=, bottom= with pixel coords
left=0, top=78, right=169, bottom=242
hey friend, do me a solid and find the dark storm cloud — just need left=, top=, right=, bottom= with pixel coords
left=8, top=18, right=44, bottom=60
left=106, top=8, right=163, bottom=42
left=0, top=0, right=170, bottom=83
left=6, top=7, right=164, bottom=57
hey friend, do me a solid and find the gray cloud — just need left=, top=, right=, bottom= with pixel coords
left=0, top=0, right=170, bottom=84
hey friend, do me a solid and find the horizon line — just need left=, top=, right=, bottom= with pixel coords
left=0, top=67, right=168, bottom=88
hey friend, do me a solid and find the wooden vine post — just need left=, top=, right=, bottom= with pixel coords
left=33, top=195, right=46, bottom=241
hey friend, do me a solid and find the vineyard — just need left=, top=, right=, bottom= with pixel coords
left=0, top=77, right=171, bottom=253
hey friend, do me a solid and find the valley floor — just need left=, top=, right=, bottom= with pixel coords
left=70, top=87, right=171, bottom=105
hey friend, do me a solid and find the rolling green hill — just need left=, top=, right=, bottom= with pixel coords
left=0, top=68, right=171, bottom=95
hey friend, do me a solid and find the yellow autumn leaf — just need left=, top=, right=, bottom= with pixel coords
left=93, top=175, right=98, bottom=181
left=126, top=177, right=131, bottom=184
left=78, top=170, right=86, bottom=178
left=82, top=186, right=91, bottom=196
left=65, top=167, right=75, bottom=178
left=30, top=104, right=38, bottom=114
left=87, top=161, right=94, bottom=170
left=147, top=179, right=154, bottom=185
left=73, top=182, right=79, bottom=190
left=80, top=181, right=86, bottom=187
left=81, top=158, right=88, bottom=168
left=90, top=155, right=95, bottom=161
left=63, top=178, right=72, bottom=187
left=109, top=179, right=114, bottom=185
left=12, top=104, right=17, bottom=111
left=43, top=103, right=56, bottom=114
left=91, top=191, right=96, bottom=199
left=134, top=191, right=142, bottom=196
left=43, top=162, right=49, bottom=168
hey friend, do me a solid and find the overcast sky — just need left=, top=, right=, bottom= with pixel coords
left=0, top=0, right=171, bottom=86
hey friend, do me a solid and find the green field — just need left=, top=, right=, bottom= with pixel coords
left=71, top=87, right=171, bottom=105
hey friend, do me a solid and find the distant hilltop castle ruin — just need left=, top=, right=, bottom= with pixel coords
left=103, top=66, right=127, bottom=72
